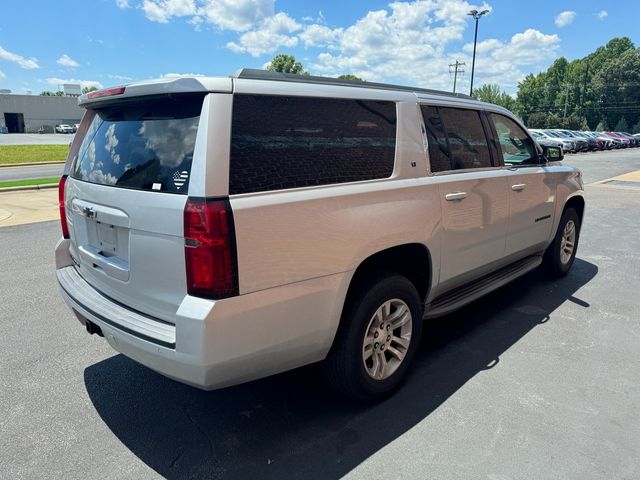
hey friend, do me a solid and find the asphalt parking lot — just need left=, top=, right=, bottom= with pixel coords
left=1, top=150, right=639, bottom=479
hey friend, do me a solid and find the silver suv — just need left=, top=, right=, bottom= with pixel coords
left=56, top=70, right=585, bottom=401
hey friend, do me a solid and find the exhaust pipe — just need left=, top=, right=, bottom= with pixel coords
left=85, top=320, right=104, bottom=337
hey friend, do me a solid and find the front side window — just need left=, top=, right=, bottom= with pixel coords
left=229, top=95, right=397, bottom=194
left=71, top=94, right=204, bottom=193
left=489, top=113, right=538, bottom=165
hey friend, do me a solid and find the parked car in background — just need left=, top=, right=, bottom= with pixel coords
left=530, top=128, right=577, bottom=153
left=598, top=132, right=624, bottom=148
left=55, top=124, right=74, bottom=134
left=604, top=131, right=631, bottom=147
left=616, top=132, right=639, bottom=147
left=570, top=131, right=602, bottom=151
left=55, top=70, right=585, bottom=401
left=529, top=130, right=564, bottom=150
left=72, top=124, right=80, bottom=133
left=582, top=131, right=614, bottom=149
left=554, top=130, right=592, bottom=152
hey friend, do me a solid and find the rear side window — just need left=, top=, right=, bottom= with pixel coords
left=421, top=105, right=493, bottom=172
left=421, top=106, right=453, bottom=173
left=71, top=94, right=205, bottom=194
left=229, top=95, right=397, bottom=194
left=439, top=107, right=493, bottom=170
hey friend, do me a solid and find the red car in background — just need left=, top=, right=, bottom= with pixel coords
left=616, top=132, right=639, bottom=147
left=604, top=131, right=633, bottom=147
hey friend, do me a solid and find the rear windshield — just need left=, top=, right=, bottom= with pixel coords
left=71, top=94, right=205, bottom=194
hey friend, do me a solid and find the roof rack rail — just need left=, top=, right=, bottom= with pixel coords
left=230, top=68, right=472, bottom=100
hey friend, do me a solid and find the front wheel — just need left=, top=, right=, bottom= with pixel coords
left=322, top=273, right=423, bottom=402
left=543, top=207, right=581, bottom=278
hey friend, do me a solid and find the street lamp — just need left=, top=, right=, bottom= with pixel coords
left=467, top=9, right=489, bottom=96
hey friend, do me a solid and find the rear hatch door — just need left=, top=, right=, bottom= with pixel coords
left=65, top=93, right=206, bottom=323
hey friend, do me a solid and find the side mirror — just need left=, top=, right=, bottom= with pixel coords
left=542, top=145, right=563, bottom=162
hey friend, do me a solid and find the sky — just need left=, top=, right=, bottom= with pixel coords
left=0, top=0, right=638, bottom=96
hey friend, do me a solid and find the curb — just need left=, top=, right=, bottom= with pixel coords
left=0, top=183, right=58, bottom=193
left=0, top=161, right=65, bottom=168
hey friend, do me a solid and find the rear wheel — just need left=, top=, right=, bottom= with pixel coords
left=322, top=273, right=423, bottom=402
left=543, top=207, right=580, bottom=278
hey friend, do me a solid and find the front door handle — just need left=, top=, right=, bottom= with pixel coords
left=445, top=191, right=467, bottom=201
left=511, top=183, right=527, bottom=192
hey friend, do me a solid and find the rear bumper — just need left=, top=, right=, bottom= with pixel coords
left=56, top=263, right=349, bottom=390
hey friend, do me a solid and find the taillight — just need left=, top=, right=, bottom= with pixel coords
left=58, top=175, right=69, bottom=239
left=86, top=86, right=126, bottom=100
left=184, top=198, right=238, bottom=299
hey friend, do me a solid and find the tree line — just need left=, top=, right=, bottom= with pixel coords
left=473, top=37, right=640, bottom=132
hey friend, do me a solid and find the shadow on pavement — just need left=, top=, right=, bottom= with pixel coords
left=85, top=258, right=597, bottom=479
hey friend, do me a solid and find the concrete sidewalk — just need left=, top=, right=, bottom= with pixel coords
left=0, top=189, right=58, bottom=227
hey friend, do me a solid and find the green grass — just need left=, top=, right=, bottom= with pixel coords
left=0, top=177, right=59, bottom=189
left=0, top=145, right=68, bottom=164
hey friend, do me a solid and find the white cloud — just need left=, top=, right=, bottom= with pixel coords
left=462, top=29, right=560, bottom=87
left=0, top=70, right=6, bottom=80
left=142, top=0, right=197, bottom=23
left=597, top=10, right=608, bottom=20
left=299, top=24, right=342, bottom=48
left=227, top=12, right=301, bottom=56
left=0, top=45, right=39, bottom=69
left=309, top=1, right=492, bottom=88
left=46, top=77, right=103, bottom=89
left=199, top=0, right=274, bottom=31
left=108, top=74, right=134, bottom=81
left=142, top=0, right=273, bottom=30
left=554, top=11, right=576, bottom=28
left=160, top=72, right=206, bottom=78
left=57, top=54, right=80, bottom=68
left=116, top=0, right=130, bottom=7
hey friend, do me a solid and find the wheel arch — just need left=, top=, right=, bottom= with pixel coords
left=342, top=243, right=432, bottom=315
left=564, top=194, right=585, bottom=225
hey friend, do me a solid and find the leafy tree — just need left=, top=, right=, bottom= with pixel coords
left=266, top=54, right=307, bottom=75
left=558, top=114, right=588, bottom=130
left=82, top=86, right=98, bottom=94
left=592, top=47, right=640, bottom=130
left=632, top=119, right=640, bottom=134
left=595, top=119, right=609, bottom=131
left=338, top=74, right=363, bottom=81
left=614, top=117, right=629, bottom=131
left=472, top=83, right=518, bottom=112
left=40, top=91, right=55, bottom=96
left=55, top=91, right=64, bottom=96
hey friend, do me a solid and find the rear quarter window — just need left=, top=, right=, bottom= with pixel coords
left=71, top=94, right=205, bottom=194
left=229, top=95, right=397, bottom=194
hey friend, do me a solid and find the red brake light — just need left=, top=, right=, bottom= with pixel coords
left=86, top=86, right=126, bottom=100
left=184, top=198, right=238, bottom=299
left=58, top=175, right=69, bottom=239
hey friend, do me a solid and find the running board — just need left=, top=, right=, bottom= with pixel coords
left=424, top=255, right=543, bottom=319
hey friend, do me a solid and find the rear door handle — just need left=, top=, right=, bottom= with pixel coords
left=445, top=191, right=467, bottom=201
left=511, top=183, right=527, bottom=192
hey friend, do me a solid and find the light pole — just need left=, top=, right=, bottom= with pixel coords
left=467, top=9, right=489, bottom=96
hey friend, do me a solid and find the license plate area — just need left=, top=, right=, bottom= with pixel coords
left=71, top=199, right=131, bottom=282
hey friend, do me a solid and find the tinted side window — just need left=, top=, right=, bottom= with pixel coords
left=489, top=113, right=537, bottom=165
left=230, top=95, right=397, bottom=194
left=421, top=105, right=452, bottom=173
left=438, top=107, right=493, bottom=170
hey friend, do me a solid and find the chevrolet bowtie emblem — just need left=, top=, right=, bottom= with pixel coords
left=83, top=206, right=96, bottom=219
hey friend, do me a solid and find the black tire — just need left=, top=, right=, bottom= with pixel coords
left=543, top=207, right=581, bottom=278
left=322, top=273, right=423, bottom=402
